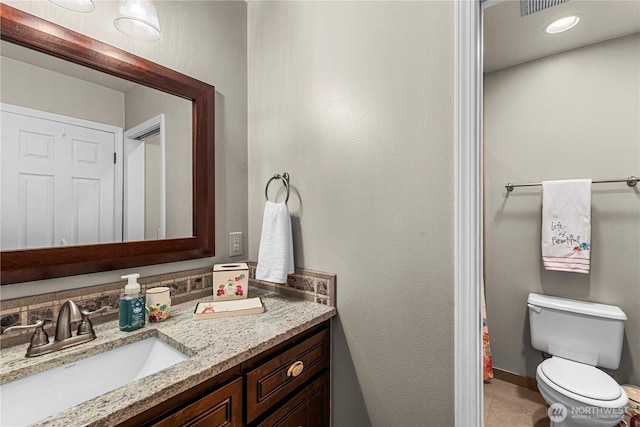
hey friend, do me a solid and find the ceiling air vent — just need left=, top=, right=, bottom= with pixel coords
left=521, top=0, right=570, bottom=16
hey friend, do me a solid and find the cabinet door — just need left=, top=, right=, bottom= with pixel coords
left=257, top=372, right=329, bottom=427
left=152, top=377, right=242, bottom=427
left=246, top=329, right=330, bottom=423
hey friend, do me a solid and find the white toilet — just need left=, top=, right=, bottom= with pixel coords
left=527, top=293, right=628, bottom=427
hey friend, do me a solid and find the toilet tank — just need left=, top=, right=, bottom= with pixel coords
left=528, top=293, right=627, bottom=369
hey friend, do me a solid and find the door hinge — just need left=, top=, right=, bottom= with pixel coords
left=114, top=152, right=117, bottom=164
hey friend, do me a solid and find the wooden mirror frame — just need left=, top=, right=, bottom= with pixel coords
left=0, top=4, right=215, bottom=285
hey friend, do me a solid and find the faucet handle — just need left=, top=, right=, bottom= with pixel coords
left=77, top=306, right=110, bottom=336
left=3, top=319, right=51, bottom=347
left=80, top=306, right=111, bottom=317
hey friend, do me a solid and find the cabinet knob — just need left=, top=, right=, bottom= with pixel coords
left=287, top=360, right=304, bottom=377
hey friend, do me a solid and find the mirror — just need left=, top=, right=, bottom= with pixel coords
left=1, top=41, right=194, bottom=248
left=0, top=4, right=215, bottom=284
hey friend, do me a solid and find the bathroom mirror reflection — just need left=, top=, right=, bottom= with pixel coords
left=0, top=4, right=215, bottom=285
left=1, top=41, right=193, bottom=250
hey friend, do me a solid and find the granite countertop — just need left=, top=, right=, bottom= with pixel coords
left=0, top=288, right=336, bottom=426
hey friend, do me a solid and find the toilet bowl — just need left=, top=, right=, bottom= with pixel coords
left=536, top=357, right=627, bottom=427
left=527, top=293, right=629, bottom=427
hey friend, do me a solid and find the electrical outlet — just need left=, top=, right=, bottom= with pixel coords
left=229, top=232, right=243, bottom=257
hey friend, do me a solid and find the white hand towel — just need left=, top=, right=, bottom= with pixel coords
left=256, top=201, right=295, bottom=283
left=541, top=179, right=592, bottom=274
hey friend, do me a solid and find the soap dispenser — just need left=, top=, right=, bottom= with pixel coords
left=119, top=273, right=145, bottom=332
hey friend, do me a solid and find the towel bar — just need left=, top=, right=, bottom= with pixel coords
left=265, top=172, right=290, bottom=203
left=506, top=176, right=639, bottom=192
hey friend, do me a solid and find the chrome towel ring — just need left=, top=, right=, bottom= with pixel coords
left=265, top=172, right=290, bottom=203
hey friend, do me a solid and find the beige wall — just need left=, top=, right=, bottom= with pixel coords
left=1, top=0, right=247, bottom=298
left=124, top=84, right=193, bottom=239
left=484, top=33, right=640, bottom=385
left=248, top=2, right=454, bottom=425
left=0, top=56, right=124, bottom=127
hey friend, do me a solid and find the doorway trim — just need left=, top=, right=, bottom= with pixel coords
left=123, top=114, right=166, bottom=241
left=454, top=1, right=483, bottom=425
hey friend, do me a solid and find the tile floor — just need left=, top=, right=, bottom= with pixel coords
left=484, top=378, right=549, bottom=427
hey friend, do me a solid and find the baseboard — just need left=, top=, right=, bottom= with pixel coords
left=492, top=368, right=540, bottom=393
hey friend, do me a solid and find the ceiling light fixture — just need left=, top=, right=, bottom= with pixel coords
left=545, top=15, right=581, bottom=34
left=113, top=0, right=162, bottom=42
left=48, top=0, right=95, bottom=13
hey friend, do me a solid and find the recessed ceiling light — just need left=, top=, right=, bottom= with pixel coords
left=545, top=15, right=581, bottom=34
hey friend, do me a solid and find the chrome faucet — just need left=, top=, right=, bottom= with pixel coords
left=55, top=300, right=84, bottom=341
left=2, top=300, right=109, bottom=357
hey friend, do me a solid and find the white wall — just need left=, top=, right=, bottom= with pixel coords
left=484, top=33, right=640, bottom=385
left=1, top=0, right=247, bottom=298
left=0, top=56, right=124, bottom=127
left=248, top=2, right=454, bottom=425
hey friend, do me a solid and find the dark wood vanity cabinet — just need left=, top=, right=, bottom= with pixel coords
left=150, top=378, right=243, bottom=427
left=256, top=372, right=330, bottom=427
left=245, top=325, right=329, bottom=424
left=121, top=321, right=330, bottom=427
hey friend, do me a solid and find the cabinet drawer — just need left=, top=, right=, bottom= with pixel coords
left=151, top=377, right=242, bottom=427
left=246, top=329, right=330, bottom=423
left=257, top=372, right=329, bottom=427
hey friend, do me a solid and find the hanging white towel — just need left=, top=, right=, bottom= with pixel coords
left=541, top=179, right=592, bottom=274
left=256, top=201, right=295, bottom=283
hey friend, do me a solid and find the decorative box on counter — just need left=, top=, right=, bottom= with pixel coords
left=213, top=263, right=248, bottom=301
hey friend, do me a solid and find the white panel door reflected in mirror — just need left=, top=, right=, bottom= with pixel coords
left=0, top=41, right=192, bottom=250
left=1, top=104, right=121, bottom=250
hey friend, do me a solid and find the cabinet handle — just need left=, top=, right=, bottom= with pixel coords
left=287, top=360, right=304, bottom=377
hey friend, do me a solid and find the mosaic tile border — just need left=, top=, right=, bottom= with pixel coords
left=1, top=263, right=336, bottom=348
left=247, top=262, right=336, bottom=307
left=0, top=267, right=214, bottom=348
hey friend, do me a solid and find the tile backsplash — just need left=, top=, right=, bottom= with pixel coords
left=247, top=262, right=336, bottom=307
left=0, top=267, right=214, bottom=348
left=1, top=263, right=336, bottom=348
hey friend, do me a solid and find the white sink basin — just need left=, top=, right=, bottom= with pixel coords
left=0, top=337, right=189, bottom=426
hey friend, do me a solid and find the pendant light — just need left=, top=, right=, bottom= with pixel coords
left=49, top=0, right=95, bottom=13
left=113, top=0, right=162, bottom=42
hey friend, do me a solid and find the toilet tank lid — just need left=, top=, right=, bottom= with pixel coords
left=527, top=293, right=627, bottom=321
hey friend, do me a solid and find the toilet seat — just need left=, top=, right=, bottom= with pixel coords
left=541, top=357, right=621, bottom=400
left=537, top=357, right=628, bottom=408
